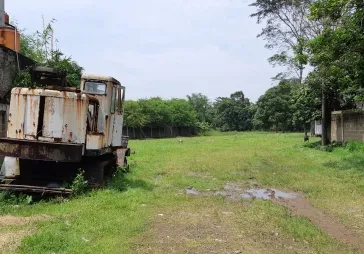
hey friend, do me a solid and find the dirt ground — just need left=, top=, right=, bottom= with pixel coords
left=133, top=184, right=363, bottom=254
left=275, top=197, right=364, bottom=251
left=133, top=207, right=314, bottom=254
left=0, top=215, right=50, bottom=253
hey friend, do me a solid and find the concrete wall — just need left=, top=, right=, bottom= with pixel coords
left=0, top=45, right=34, bottom=137
left=331, top=110, right=364, bottom=143
left=0, top=44, right=34, bottom=101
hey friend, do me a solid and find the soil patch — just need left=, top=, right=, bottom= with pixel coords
left=0, top=214, right=51, bottom=253
left=0, top=214, right=51, bottom=227
left=186, top=183, right=364, bottom=252
left=0, top=230, right=28, bottom=253
left=275, top=197, right=364, bottom=252
left=133, top=208, right=313, bottom=254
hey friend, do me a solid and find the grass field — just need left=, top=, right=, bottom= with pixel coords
left=1, top=132, right=364, bottom=253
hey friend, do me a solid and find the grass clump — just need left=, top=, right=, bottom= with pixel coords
left=0, top=191, right=33, bottom=205
left=70, top=169, right=88, bottom=196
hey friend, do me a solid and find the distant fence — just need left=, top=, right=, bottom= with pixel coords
left=122, top=126, right=198, bottom=139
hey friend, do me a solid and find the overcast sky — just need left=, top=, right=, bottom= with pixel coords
left=7, top=0, right=283, bottom=102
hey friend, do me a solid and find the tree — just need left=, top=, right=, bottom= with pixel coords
left=19, top=18, right=83, bottom=87
left=291, top=84, right=321, bottom=135
left=308, top=0, right=364, bottom=144
left=124, top=100, right=150, bottom=138
left=250, top=0, right=321, bottom=83
left=168, top=99, right=198, bottom=127
left=253, top=80, right=295, bottom=131
left=215, top=91, right=254, bottom=131
left=187, top=93, right=214, bottom=124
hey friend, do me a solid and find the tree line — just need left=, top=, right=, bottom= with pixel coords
left=123, top=81, right=320, bottom=135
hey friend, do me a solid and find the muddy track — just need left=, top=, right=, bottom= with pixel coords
left=275, top=197, right=364, bottom=252
left=185, top=183, right=364, bottom=252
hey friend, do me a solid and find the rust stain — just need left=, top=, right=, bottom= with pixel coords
left=54, top=137, right=62, bottom=143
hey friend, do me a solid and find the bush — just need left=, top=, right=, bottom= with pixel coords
left=0, top=191, right=33, bottom=205
left=197, top=121, right=211, bottom=136
left=344, top=141, right=364, bottom=152
left=70, top=169, right=88, bottom=196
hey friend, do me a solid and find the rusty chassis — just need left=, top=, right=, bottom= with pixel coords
left=0, top=138, right=83, bottom=162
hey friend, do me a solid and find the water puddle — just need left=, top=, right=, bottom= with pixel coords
left=185, top=188, right=200, bottom=196
left=185, top=183, right=299, bottom=201
left=241, top=188, right=298, bottom=200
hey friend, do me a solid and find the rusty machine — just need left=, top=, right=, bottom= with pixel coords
left=0, top=67, right=130, bottom=194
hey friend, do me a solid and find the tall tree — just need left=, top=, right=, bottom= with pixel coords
left=250, top=0, right=321, bottom=83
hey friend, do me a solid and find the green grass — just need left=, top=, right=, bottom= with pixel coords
left=1, top=132, right=364, bottom=253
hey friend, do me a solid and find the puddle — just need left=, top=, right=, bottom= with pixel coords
left=186, top=183, right=298, bottom=201
left=185, top=188, right=199, bottom=196
left=241, top=188, right=298, bottom=200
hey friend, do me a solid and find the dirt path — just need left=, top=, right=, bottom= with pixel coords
left=134, top=184, right=363, bottom=253
left=275, top=197, right=364, bottom=252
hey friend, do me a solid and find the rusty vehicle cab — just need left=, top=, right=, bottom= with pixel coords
left=81, top=74, right=125, bottom=153
left=0, top=67, right=130, bottom=194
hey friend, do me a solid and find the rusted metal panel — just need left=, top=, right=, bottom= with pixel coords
left=0, top=157, right=19, bottom=178
left=84, top=147, right=113, bottom=157
left=7, top=91, right=26, bottom=139
left=62, top=97, right=88, bottom=144
left=7, top=88, right=89, bottom=145
left=24, top=95, right=40, bottom=136
left=0, top=138, right=83, bottom=162
left=116, top=148, right=129, bottom=167
left=38, top=136, right=56, bottom=142
left=121, top=136, right=129, bottom=148
left=112, top=115, right=123, bottom=146
left=86, top=134, right=104, bottom=150
left=43, top=97, right=64, bottom=138
left=107, top=114, right=115, bottom=146
left=96, top=100, right=106, bottom=133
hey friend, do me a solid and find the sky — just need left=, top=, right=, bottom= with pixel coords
left=7, top=0, right=283, bottom=102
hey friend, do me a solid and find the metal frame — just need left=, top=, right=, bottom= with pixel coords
left=0, top=138, right=83, bottom=162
